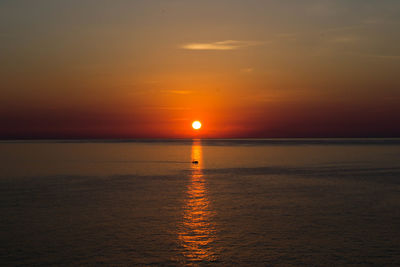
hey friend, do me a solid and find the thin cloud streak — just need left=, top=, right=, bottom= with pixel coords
left=160, top=90, right=192, bottom=95
left=140, top=106, right=190, bottom=111
left=241, top=68, right=254, bottom=73
left=363, top=54, right=400, bottom=60
left=181, top=40, right=262, bottom=50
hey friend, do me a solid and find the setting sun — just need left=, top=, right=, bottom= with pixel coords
left=192, top=121, right=202, bottom=130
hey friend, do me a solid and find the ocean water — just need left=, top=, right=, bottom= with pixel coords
left=1, top=139, right=400, bottom=266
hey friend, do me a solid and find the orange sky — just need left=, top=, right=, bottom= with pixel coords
left=1, top=1, right=400, bottom=138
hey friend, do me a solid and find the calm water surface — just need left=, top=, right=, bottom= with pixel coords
left=1, top=139, right=400, bottom=265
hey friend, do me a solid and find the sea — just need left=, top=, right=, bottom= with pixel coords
left=1, top=139, right=400, bottom=266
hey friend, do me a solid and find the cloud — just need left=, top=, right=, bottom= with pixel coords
left=141, top=106, right=190, bottom=111
left=241, top=68, right=254, bottom=73
left=181, top=40, right=262, bottom=50
left=363, top=54, right=400, bottom=60
left=329, top=35, right=359, bottom=44
left=307, top=1, right=346, bottom=17
left=160, top=90, right=192, bottom=95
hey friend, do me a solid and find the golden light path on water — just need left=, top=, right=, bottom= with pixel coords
left=178, top=139, right=216, bottom=263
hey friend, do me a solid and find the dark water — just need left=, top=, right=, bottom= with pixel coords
left=1, top=139, right=400, bottom=266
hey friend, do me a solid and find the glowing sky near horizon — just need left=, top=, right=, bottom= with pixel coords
left=1, top=0, right=400, bottom=138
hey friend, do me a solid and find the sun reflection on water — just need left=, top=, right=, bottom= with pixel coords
left=178, top=139, right=216, bottom=263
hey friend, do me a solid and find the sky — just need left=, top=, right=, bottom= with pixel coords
left=1, top=0, right=400, bottom=138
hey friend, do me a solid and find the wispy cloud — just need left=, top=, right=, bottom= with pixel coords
left=241, top=68, right=254, bottom=73
left=181, top=40, right=262, bottom=50
left=160, top=90, right=192, bottom=95
left=141, top=106, right=190, bottom=111
left=329, top=35, right=359, bottom=44
left=363, top=54, right=400, bottom=60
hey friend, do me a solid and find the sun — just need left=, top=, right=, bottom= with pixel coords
left=192, top=120, right=202, bottom=130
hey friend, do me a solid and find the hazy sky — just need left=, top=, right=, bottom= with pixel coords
left=1, top=0, right=400, bottom=138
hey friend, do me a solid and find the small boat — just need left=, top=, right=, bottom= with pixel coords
left=191, top=160, right=199, bottom=164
